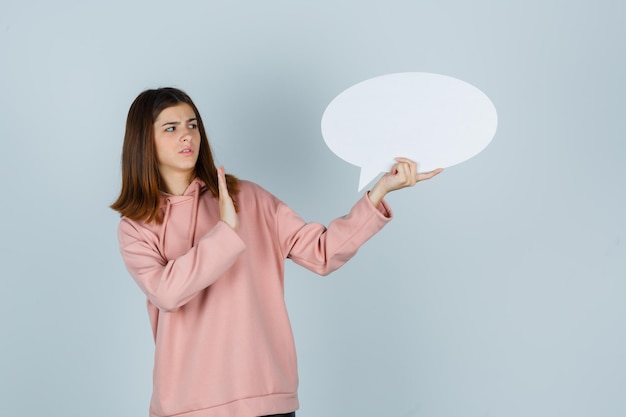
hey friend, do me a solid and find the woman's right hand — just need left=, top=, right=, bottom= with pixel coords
left=217, top=166, right=239, bottom=230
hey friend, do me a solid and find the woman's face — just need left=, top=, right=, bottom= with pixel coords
left=153, top=103, right=201, bottom=181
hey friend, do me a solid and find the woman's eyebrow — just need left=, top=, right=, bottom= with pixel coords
left=160, top=117, right=196, bottom=127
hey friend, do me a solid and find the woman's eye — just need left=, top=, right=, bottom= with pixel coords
left=165, top=126, right=175, bottom=132
left=189, top=123, right=198, bottom=129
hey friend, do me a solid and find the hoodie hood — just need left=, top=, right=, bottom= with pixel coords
left=159, top=178, right=207, bottom=257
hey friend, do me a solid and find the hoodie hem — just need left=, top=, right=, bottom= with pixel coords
left=150, top=392, right=299, bottom=417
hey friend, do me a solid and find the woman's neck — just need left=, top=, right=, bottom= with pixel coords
left=162, top=171, right=194, bottom=196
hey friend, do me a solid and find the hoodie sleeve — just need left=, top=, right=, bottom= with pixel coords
left=118, top=220, right=246, bottom=312
left=276, top=193, right=392, bottom=275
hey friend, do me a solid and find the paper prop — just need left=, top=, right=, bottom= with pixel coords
left=321, top=72, right=498, bottom=190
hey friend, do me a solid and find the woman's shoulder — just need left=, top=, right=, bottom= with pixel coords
left=238, top=179, right=275, bottom=197
left=236, top=179, right=286, bottom=209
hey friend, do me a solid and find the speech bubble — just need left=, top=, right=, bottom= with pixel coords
left=321, top=72, right=498, bottom=190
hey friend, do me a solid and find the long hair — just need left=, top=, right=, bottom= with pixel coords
left=111, top=87, right=239, bottom=223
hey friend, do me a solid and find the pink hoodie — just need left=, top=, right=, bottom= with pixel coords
left=118, top=179, right=392, bottom=417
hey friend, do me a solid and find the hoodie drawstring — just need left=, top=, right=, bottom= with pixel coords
left=188, top=180, right=201, bottom=248
left=159, top=198, right=173, bottom=254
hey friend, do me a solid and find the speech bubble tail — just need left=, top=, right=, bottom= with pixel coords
left=358, top=166, right=382, bottom=192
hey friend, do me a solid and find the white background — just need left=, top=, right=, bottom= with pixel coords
left=1, top=1, right=625, bottom=416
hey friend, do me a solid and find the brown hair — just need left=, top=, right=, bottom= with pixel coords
left=111, top=87, right=239, bottom=223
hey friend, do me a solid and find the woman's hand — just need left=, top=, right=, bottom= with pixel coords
left=368, top=157, right=443, bottom=207
left=217, top=166, right=239, bottom=230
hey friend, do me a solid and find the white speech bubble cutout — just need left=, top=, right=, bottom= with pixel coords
left=321, top=72, right=498, bottom=191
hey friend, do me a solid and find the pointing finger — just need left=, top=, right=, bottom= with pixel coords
left=417, top=168, right=444, bottom=182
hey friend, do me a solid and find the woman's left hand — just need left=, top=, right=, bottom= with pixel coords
left=368, top=157, right=443, bottom=207
left=218, top=166, right=239, bottom=230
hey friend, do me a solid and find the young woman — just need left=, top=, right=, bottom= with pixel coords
left=111, top=87, right=442, bottom=417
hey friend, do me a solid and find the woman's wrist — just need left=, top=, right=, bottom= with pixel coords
left=367, top=185, right=386, bottom=207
